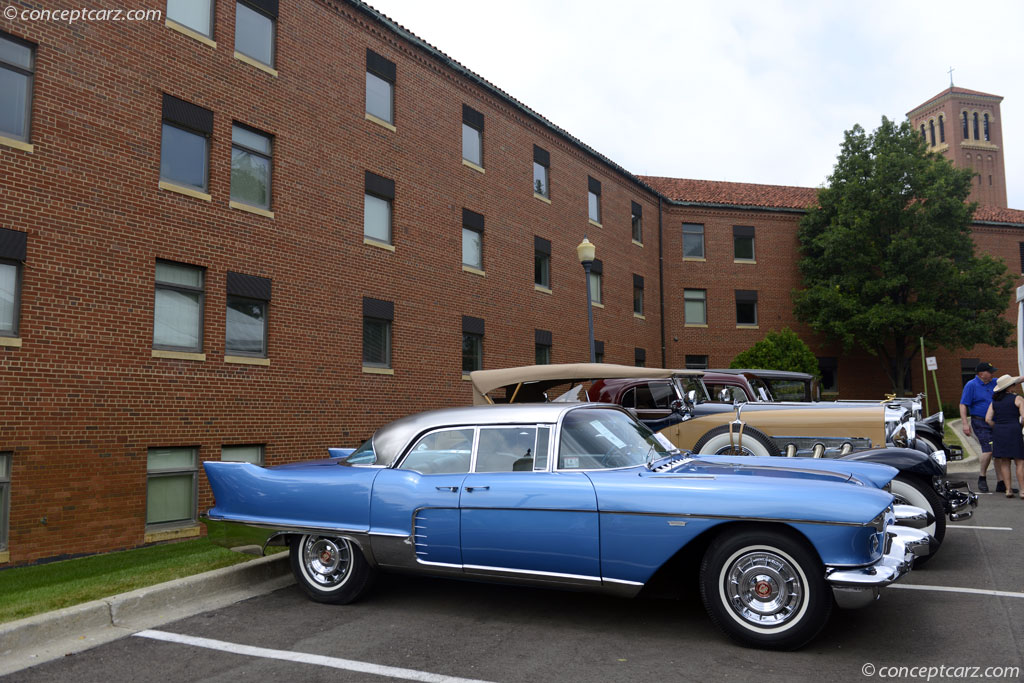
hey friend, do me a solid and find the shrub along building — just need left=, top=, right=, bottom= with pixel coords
left=0, top=0, right=1021, bottom=566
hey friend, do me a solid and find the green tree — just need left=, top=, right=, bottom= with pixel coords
left=729, top=328, right=819, bottom=375
left=793, top=117, right=1014, bottom=394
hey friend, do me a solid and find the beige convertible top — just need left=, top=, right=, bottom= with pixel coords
left=470, top=363, right=702, bottom=405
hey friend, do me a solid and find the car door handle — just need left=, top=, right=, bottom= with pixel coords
left=464, top=486, right=490, bottom=492
left=435, top=486, right=459, bottom=492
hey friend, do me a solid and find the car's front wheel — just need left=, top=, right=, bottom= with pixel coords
left=290, top=534, right=376, bottom=604
left=700, top=527, right=832, bottom=650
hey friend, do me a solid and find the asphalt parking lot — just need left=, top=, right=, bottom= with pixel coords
left=6, top=491, right=1023, bottom=683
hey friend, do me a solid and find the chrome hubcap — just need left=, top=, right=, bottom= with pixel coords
left=725, top=550, right=803, bottom=627
left=302, top=536, right=351, bottom=587
left=714, top=445, right=758, bottom=456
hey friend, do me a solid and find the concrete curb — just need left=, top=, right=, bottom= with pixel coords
left=0, top=552, right=294, bottom=678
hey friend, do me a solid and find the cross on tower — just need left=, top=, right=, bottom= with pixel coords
left=948, top=66, right=955, bottom=88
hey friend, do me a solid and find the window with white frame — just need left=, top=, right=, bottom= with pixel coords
left=231, top=123, right=273, bottom=210
left=154, top=261, right=204, bottom=352
left=684, top=288, right=706, bottom=325
left=683, top=222, right=704, bottom=259
left=226, top=271, right=270, bottom=357
left=146, top=447, right=197, bottom=527
left=221, top=445, right=264, bottom=464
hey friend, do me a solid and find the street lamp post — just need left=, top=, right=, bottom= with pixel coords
left=577, top=237, right=596, bottom=363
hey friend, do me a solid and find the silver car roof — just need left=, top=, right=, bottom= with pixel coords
left=371, top=403, right=618, bottom=467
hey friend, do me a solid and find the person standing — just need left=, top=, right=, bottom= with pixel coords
left=984, top=374, right=1024, bottom=498
left=960, top=362, right=997, bottom=492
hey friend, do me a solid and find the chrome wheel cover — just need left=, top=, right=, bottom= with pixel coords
left=301, top=536, right=352, bottom=590
left=723, top=549, right=804, bottom=629
left=713, top=445, right=758, bottom=456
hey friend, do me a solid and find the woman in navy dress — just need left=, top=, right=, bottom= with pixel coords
left=984, top=374, right=1024, bottom=498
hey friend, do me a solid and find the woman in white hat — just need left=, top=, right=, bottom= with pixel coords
left=984, top=374, right=1024, bottom=498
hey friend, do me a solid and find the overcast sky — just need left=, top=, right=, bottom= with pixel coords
left=366, top=0, right=1024, bottom=209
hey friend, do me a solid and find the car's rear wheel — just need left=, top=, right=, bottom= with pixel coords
left=290, top=534, right=375, bottom=604
left=890, top=475, right=945, bottom=566
left=693, top=425, right=781, bottom=457
left=700, top=528, right=832, bottom=650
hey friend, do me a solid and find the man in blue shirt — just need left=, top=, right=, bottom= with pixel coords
left=960, top=362, right=997, bottom=492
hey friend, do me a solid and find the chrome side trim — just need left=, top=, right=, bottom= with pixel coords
left=369, top=531, right=410, bottom=538
left=415, top=559, right=462, bottom=569
left=602, top=577, right=645, bottom=586
left=600, top=509, right=867, bottom=527
left=463, top=564, right=602, bottom=583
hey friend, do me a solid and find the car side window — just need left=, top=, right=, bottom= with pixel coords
left=634, top=382, right=674, bottom=410
left=399, top=428, right=474, bottom=474
left=475, top=427, right=538, bottom=473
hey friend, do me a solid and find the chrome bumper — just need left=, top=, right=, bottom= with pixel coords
left=939, top=479, right=979, bottom=522
left=826, top=527, right=932, bottom=609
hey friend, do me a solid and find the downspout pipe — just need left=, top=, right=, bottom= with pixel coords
left=658, top=196, right=666, bottom=368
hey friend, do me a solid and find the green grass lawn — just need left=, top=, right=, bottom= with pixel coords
left=0, top=539, right=260, bottom=624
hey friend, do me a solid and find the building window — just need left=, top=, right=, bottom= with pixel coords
left=929, top=120, right=936, bottom=146
left=462, top=316, right=484, bottom=374
left=634, top=348, right=646, bottom=368
left=535, top=329, right=552, bottom=365
left=231, top=123, right=272, bottom=210
left=960, top=358, right=980, bottom=387
left=973, top=112, right=980, bottom=140
left=962, top=111, right=969, bottom=139
left=1019, top=242, right=1024, bottom=274
left=683, top=223, right=705, bottom=259
left=0, top=228, right=27, bottom=338
left=462, top=209, right=484, bottom=270
left=587, top=176, right=601, bottom=224
left=631, top=202, right=643, bottom=243
left=919, top=124, right=926, bottom=141
left=146, top=447, right=197, bottom=528
left=534, top=236, right=551, bottom=289
left=0, top=32, right=34, bottom=143
left=366, top=49, right=395, bottom=125
left=685, top=354, right=708, bottom=370
left=0, top=452, right=9, bottom=552
left=234, top=1, right=275, bottom=68
left=818, top=357, right=838, bottom=394
left=736, top=290, right=758, bottom=326
left=533, top=145, right=550, bottom=197
left=167, top=0, right=214, bottom=37
left=684, top=288, right=706, bottom=325
left=733, top=226, right=755, bottom=261
left=363, top=297, right=393, bottom=369
left=221, top=445, right=264, bottom=464
left=226, top=271, right=270, bottom=357
left=983, top=113, right=990, bottom=141
left=589, top=259, right=603, bottom=305
left=939, top=115, right=945, bottom=143
left=594, top=340, right=605, bottom=364
left=364, top=171, right=395, bottom=245
left=154, top=261, right=204, bottom=352
left=462, top=105, right=483, bottom=167
left=160, top=95, right=213, bottom=192
left=633, top=274, right=644, bottom=316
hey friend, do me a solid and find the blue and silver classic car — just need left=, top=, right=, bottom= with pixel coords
left=203, top=403, right=931, bottom=650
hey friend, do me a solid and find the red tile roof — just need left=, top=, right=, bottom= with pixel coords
left=974, top=205, right=1024, bottom=224
left=640, top=176, right=819, bottom=210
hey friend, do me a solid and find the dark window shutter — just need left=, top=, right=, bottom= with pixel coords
left=226, top=272, right=272, bottom=300
left=588, top=176, right=601, bottom=195
left=594, top=340, right=605, bottom=355
left=635, top=348, right=646, bottom=364
left=162, top=94, right=213, bottom=135
left=462, top=105, right=484, bottom=130
left=365, top=171, right=395, bottom=200
left=0, top=228, right=27, bottom=261
left=735, top=289, right=758, bottom=303
left=243, top=0, right=278, bottom=17
left=533, top=145, right=550, bottom=167
left=462, top=208, right=484, bottom=232
left=363, top=297, right=394, bottom=321
left=534, top=236, right=551, bottom=255
left=366, top=49, right=396, bottom=82
left=462, top=315, right=485, bottom=335
left=590, top=259, right=602, bottom=275
left=733, top=225, right=755, bottom=238
left=535, top=329, right=552, bottom=346
left=633, top=274, right=644, bottom=289
left=817, top=357, right=838, bottom=370
left=631, top=201, right=642, bottom=217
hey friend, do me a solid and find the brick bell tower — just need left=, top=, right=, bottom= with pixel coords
left=907, top=86, right=1007, bottom=208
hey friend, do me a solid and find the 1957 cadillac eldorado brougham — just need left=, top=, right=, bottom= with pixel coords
left=204, top=403, right=931, bottom=650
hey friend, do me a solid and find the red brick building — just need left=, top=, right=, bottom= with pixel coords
left=1, top=1, right=1021, bottom=566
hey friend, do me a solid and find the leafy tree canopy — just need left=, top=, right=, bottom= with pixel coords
left=729, top=328, right=819, bottom=376
left=793, top=117, right=1014, bottom=394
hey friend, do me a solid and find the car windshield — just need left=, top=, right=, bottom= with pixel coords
left=558, top=407, right=676, bottom=469
left=345, top=438, right=378, bottom=465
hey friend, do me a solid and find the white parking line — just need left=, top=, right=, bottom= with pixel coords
left=891, top=584, right=1024, bottom=599
left=133, top=630, right=496, bottom=683
left=946, top=525, right=1013, bottom=531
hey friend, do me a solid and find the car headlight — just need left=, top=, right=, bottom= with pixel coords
left=930, top=449, right=947, bottom=468
left=891, top=419, right=916, bottom=448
